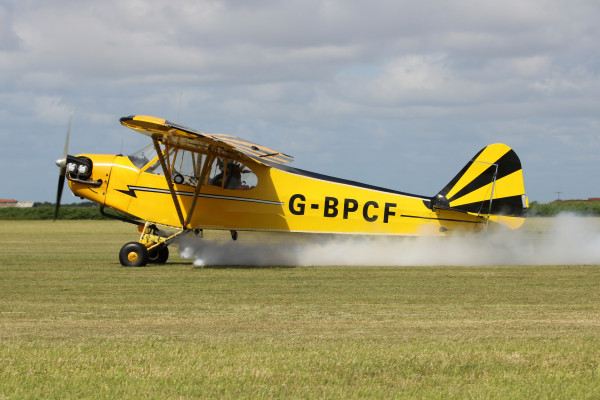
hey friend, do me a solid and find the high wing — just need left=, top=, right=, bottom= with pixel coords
left=120, top=115, right=294, bottom=165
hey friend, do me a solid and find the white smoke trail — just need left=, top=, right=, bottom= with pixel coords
left=178, top=214, right=600, bottom=266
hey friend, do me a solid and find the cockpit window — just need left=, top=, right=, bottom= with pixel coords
left=208, top=158, right=257, bottom=190
left=171, top=150, right=206, bottom=186
left=145, top=147, right=176, bottom=175
left=129, top=144, right=258, bottom=190
left=237, top=163, right=258, bottom=190
left=128, top=143, right=157, bottom=170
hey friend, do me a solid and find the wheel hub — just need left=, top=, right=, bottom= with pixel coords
left=127, top=252, right=139, bottom=263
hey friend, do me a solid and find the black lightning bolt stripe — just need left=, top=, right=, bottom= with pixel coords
left=116, top=186, right=284, bottom=206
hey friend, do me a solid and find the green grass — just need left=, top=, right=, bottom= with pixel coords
left=1, top=220, right=600, bottom=399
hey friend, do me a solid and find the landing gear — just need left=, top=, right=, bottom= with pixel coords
left=119, top=222, right=188, bottom=267
left=118, top=243, right=169, bottom=267
left=119, top=242, right=149, bottom=267
left=148, top=245, right=169, bottom=264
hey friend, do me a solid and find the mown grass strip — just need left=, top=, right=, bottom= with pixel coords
left=1, top=220, right=599, bottom=399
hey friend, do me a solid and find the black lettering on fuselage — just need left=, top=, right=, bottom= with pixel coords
left=383, top=202, right=396, bottom=223
left=343, top=198, right=359, bottom=219
left=289, top=193, right=306, bottom=215
left=290, top=194, right=398, bottom=224
left=324, top=196, right=339, bottom=217
left=363, top=201, right=379, bottom=222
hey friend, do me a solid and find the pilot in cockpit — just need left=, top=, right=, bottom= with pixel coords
left=211, top=159, right=242, bottom=189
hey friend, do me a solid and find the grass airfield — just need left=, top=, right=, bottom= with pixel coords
left=1, top=220, right=600, bottom=399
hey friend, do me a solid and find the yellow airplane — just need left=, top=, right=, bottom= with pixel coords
left=55, top=115, right=528, bottom=266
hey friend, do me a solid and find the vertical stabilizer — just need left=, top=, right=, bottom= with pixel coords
left=431, top=143, right=528, bottom=228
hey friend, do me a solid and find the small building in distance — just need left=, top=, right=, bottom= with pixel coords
left=0, top=199, right=17, bottom=208
left=0, top=199, right=34, bottom=208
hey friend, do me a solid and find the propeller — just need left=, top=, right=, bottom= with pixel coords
left=54, top=115, right=72, bottom=220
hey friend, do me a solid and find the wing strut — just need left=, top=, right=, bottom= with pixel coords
left=184, top=152, right=214, bottom=227
left=152, top=135, right=186, bottom=228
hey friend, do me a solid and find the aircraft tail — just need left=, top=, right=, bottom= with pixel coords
left=431, top=143, right=528, bottom=229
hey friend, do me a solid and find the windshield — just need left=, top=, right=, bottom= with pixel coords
left=128, top=143, right=157, bottom=169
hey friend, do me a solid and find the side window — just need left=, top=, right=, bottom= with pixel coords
left=143, top=149, right=207, bottom=187
left=236, top=163, right=258, bottom=190
left=208, top=158, right=257, bottom=190
left=208, top=157, right=227, bottom=187
left=172, top=150, right=205, bottom=186
left=139, top=149, right=258, bottom=191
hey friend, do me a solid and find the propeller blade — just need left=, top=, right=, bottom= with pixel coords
left=54, top=174, right=65, bottom=220
left=62, top=115, right=71, bottom=161
left=54, top=115, right=72, bottom=220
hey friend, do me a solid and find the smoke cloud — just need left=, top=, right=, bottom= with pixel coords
left=178, top=215, right=600, bottom=267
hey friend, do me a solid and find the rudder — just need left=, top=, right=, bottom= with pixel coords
left=431, top=143, right=528, bottom=228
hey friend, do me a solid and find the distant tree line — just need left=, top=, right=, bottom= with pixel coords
left=33, top=201, right=98, bottom=207
left=0, top=204, right=107, bottom=220
left=527, top=201, right=600, bottom=217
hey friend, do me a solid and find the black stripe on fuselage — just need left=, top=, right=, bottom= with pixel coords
left=258, top=158, right=430, bottom=200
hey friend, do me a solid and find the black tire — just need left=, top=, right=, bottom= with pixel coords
left=148, top=246, right=169, bottom=264
left=119, top=242, right=149, bottom=267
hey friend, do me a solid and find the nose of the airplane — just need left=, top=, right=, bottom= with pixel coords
left=66, top=154, right=116, bottom=205
left=55, top=157, right=66, bottom=168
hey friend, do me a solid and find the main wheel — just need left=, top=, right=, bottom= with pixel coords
left=148, top=246, right=169, bottom=264
left=119, top=242, right=149, bottom=267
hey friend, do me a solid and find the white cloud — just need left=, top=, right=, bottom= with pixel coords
left=1, top=0, right=599, bottom=202
left=0, top=4, right=21, bottom=51
left=33, top=96, right=74, bottom=124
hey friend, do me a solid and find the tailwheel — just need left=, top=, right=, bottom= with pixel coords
left=119, top=242, right=149, bottom=267
left=148, top=245, right=169, bottom=264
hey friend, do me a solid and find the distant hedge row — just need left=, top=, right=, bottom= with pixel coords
left=0, top=206, right=107, bottom=220
left=527, top=201, right=600, bottom=216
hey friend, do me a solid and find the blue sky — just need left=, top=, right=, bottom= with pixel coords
left=1, top=0, right=599, bottom=203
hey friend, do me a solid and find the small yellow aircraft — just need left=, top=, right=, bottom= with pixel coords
left=55, top=115, right=528, bottom=266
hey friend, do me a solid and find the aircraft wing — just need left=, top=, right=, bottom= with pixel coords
left=120, top=115, right=294, bottom=165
